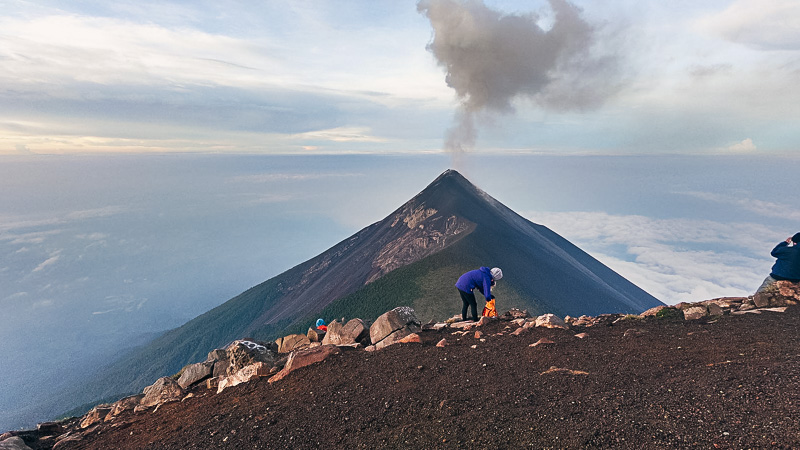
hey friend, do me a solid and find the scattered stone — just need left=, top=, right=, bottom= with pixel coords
left=476, top=316, right=493, bottom=327
left=761, top=307, right=789, bottom=313
left=449, top=321, right=477, bottom=330
left=52, top=435, right=83, bottom=450
left=530, top=338, right=555, bottom=347
left=206, top=377, right=220, bottom=390
left=510, top=327, right=526, bottom=336
left=574, top=333, right=588, bottom=339
left=732, top=310, right=762, bottom=315
left=181, top=393, right=195, bottom=402
left=268, top=345, right=341, bottom=384
left=275, top=334, right=311, bottom=354
left=706, top=303, right=724, bottom=316
left=535, top=314, right=568, bottom=329
left=683, top=306, right=707, bottom=320
left=511, top=318, right=526, bottom=326
left=474, top=331, right=483, bottom=339
left=470, top=344, right=478, bottom=349
left=218, top=362, right=272, bottom=393
left=541, top=366, right=589, bottom=376
left=398, top=333, right=422, bottom=344
left=499, top=309, right=530, bottom=320
left=139, top=377, right=185, bottom=409
left=436, top=339, right=448, bottom=347
left=79, top=405, right=112, bottom=429
left=177, top=360, right=215, bottom=389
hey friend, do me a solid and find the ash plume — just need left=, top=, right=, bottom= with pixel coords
left=418, top=0, right=618, bottom=161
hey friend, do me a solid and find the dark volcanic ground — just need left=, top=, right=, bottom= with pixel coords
left=52, top=308, right=800, bottom=449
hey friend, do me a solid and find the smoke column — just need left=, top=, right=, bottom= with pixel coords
left=418, top=0, right=617, bottom=165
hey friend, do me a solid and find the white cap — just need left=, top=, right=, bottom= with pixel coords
left=491, top=267, right=503, bottom=280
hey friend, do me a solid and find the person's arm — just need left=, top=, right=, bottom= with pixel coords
left=482, top=273, right=493, bottom=300
left=772, top=241, right=790, bottom=257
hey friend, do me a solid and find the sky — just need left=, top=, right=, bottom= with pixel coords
left=2, top=0, right=800, bottom=155
left=1, top=0, right=800, bottom=431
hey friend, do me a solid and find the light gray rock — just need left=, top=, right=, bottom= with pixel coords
left=322, top=318, right=369, bottom=346
left=226, top=340, right=279, bottom=375
left=275, top=334, right=311, bottom=354
left=79, top=405, right=112, bottom=429
left=139, top=377, right=185, bottom=409
left=535, top=313, right=568, bottom=329
left=105, top=394, right=144, bottom=421
left=683, top=306, right=707, bottom=320
left=177, top=360, right=215, bottom=389
left=0, top=437, right=32, bottom=450
left=369, top=307, right=420, bottom=345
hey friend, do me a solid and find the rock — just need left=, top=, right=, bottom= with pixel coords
left=322, top=318, right=369, bottom=346
left=227, top=340, right=279, bottom=375
left=36, top=422, right=63, bottom=435
left=706, top=302, right=724, bottom=316
left=738, top=300, right=758, bottom=311
left=541, top=366, right=589, bottom=376
left=268, top=345, right=341, bottom=384
left=449, top=321, right=477, bottom=330
left=623, top=328, right=647, bottom=337
left=640, top=305, right=666, bottom=317
left=177, top=360, right=215, bottom=389
left=511, top=318, right=526, bottom=326
left=535, top=314, right=568, bottom=329
left=0, top=437, right=32, bottom=450
left=307, top=327, right=326, bottom=343
left=754, top=281, right=800, bottom=307
left=374, top=328, right=415, bottom=350
left=530, top=338, right=555, bottom=347
left=370, top=306, right=421, bottom=345
left=522, top=320, right=537, bottom=329
left=436, top=339, right=448, bottom=347
left=476, top=316, right=493, bottom=327
left=217, top=362, right=272, bottom=393
left=510, top=327, right=526, bottom=336
left=398, top=333, right=422, bottom=344
left=574, top=332, right=588, bottom=339
left=500, top=308, right=530, bottom=320
left=704, top=297, right=747, bottom=309
left=206, top=377, right=220, bottom=390
left=683, top=306, right=707, bottom=320
left=474, top=331, right=483, bottom=339
left=276, top=334, right=311, bottom=354
left=105, top=394, right=144, bottom=421
left=140, top=377, right=185, bottom=409
left=52, top=435, right=82, bottom=449
left=80, top=405, right=112, bottom=429
left=761, top=307, right=789, bottom=313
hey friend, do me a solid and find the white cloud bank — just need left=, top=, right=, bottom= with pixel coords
left=698, top=0, right=800, bottom=50
left=528, top=210, right=777, bottom=304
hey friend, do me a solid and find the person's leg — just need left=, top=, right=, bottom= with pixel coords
left=459, top=289, right=470, bottom=320
left=756, top=275, right=777, bottom=294
left=467, top=293, right=478, bottom=321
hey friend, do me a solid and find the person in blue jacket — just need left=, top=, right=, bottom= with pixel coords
left=456, top=266, right=503, bottom=321
left=756, top=232, right=800, bottom=294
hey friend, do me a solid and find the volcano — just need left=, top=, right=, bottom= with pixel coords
left=62, top=169, right=662, bottom=416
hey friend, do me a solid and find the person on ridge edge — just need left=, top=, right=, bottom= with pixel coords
left=456, top=266, right=503, bottom=321
left=755, top=232, right=800, bottom=294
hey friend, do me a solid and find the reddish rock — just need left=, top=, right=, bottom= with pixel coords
left=268, top=345, right=341, bottom=384
left=510, top=327, right=526, bottom=336
left=206, top=377, right=220, bottom=390
left=370, top=307, right=420, bottom=345
left=398, top=333, right=422, bottom=344
left=217, top=362, right=272, bottom=393
left=374, top=328, right=414, bottom=350
left=436, top=339, right=448, bottom=347
left=574, top=332, right=588, bottom=339
left=276, top=334, right=311, bottom=354
left=322, top=318, right=368, bottom=346
left=499, top=309, right=529, bottom=320
left=541, top=366, right=589, bottom=375
left=476, top=316, right=492, bottom=327
left=530, top=338, right=555, bottom=347
left=80, top=405, right=112, bottom=429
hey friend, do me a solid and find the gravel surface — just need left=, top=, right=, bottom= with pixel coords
left=58, top=307, right=800, bottom=449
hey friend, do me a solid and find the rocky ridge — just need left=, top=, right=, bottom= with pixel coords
left=3, top=282, right=800, bottom=449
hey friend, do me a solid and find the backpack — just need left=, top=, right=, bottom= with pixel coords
left=482, top=298, right=497, bottom=318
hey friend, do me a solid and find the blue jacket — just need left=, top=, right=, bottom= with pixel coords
left=770, top=241, right=800, bottom=281
left=456, top=267, right=493, bottom=300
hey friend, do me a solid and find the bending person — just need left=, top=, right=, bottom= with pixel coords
left=456, top=266, right=502, bottom=321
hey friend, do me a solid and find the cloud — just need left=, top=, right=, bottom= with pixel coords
left=727, top=138, right=756, bottom=152
left=527, top=210, right=777, bottom=304
left=677, top=191, right=800, bottom=222
left=32, top=250, right=61, bottom=273
left=698, top=0, right=800, bottom=50
left=291, top=127, right=388, bottom=143
left=229, top=172, right=364, bottom=184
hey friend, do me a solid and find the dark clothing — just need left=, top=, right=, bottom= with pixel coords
left=770, top=242, right=800, bottom=281
left=459, top=288, right=478, bottom=321
left=455, top=267, right=493, bottom=300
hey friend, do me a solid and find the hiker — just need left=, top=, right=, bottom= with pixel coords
left=456, top=267, right=502, bottom=321
left=756, top=232, right=800, bottom=294
left=315, top=318, right=328, bottom=332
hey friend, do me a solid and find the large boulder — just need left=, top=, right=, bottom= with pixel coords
left=754, top=281, right=800, bottom=307
left=370, top=307, right=421, bottom=346
left=268, top=345, right=341, bottom=384
left=226, top=340, right=279, bottom=375
left=217, top=362, right=272, bottom=393
left=535, top=314, right=568, bottom=329
left=307, top=327, right=326, bottom=343
left=275, top=334, right=311, bottom=354
left=138, top=377, right=185, bottom=409
left=322, top=318, right=369, bottom=346
left=177, top=360, right=215, bottom=389
left=0, top=437, right=32, bottom=450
